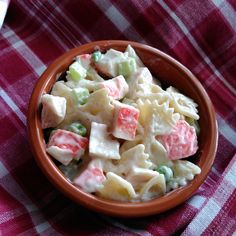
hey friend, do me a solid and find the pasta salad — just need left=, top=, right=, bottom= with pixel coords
left=41, top=45, right=201, bottom=202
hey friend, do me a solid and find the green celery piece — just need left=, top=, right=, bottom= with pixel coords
left=72, top=87, right=89, bottom=105
left=67, top=122, right=87, bottom=136
left=185, top=117, right=200, bottom=135
left=118, top=57, right=137, bottom=77
left=92, top=51, right=102, bottom=62
left=69, top=61, right=87, bottom=81
left=156, top=166, right=173, bottom=182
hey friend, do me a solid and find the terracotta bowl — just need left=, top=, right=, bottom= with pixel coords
left=27, top=40, right=218, bottom=217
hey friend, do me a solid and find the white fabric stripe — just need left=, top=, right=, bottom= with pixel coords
left=99, top=215, right=152, bottom=236
left=106, top=5, right=130, bottom=32
left=35, top=221, right=51, bottom=234
left=93, top=1, right=148, bottom=44
left=0, top=27, right=39, bottom=57
left=0, top=160, right=53, bottom=234
left=0, top=205, right=37, bottom=225
left=212, top=0, right=236, bottom=30
left=211, top=166, right=221, bottom=177
left=204, top=54, right=236, bottom=87
left=2, top=28, right=46, bottom=76
left=185, top=198, right=221, bottom=235
left=217, top=114, right=236, bottom=146
left=224, top=160, right=236, bottom=188
left=0, top=88, right=26, bottom=125
left=187, top=195, right=206, bottom=209
left=158, top=0, right=236, bottom=96
left=25, top=204, right=38, bottom=213
left=0, top=207, right=27, bottom=224
left=48, top=1, right=91, bottom=44
left=0, top=161, right=8, bottom=178
left=193, top=34, right=236, bottom=74
left=183, top=155, right=236, bottom=235
left=32, top=1, right=77, bottom=47
left=17, top=1, right=69, bottom=51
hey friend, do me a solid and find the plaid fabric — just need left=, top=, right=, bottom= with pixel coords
left=0, top=0, right=235, bottom=235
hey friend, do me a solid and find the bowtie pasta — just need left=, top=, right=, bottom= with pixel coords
left=41, top=45, right=201, bottom=202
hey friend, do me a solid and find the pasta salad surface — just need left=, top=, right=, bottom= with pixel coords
left=41, top=46, right=201, bottom=202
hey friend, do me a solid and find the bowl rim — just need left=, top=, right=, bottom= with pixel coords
left=27, top=40, right=218, bottom=217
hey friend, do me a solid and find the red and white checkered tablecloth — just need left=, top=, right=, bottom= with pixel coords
left=0, top=1, right=235, bottom=235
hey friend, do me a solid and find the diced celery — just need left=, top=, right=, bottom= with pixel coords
left=92, top=51, right=102, bottom=62
left=185, top=117, right=200, bottom=135
left=68, top=61, right=87, bottom=81
left=118, top=57, right=137, bottom=77
left=72, top=87, right=89, bottom=105
left=156, top=166, right=173, bottom=182
left=67, top=122, right=87, bottom=136
left=125, top=45, right=144, bottom=67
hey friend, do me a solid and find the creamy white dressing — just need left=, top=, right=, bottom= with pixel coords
left=43, top=46, right=201, bottom=202
left=89, top=122, right=120, bottom=160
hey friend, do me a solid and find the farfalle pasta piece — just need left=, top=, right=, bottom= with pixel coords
left=126, top=167, right=159, bottom=191
left=86, top=66, right=104, bottom=82
left=120, top=134, right=143, bottom=154
left=57, top=88, right=114, bottom=130
left=77, top=89, right=115, bottom=129
left=143, top=134, right=170, bottom=167
left=172, top=160, right=201, bottom=180
left=167, top=160, right=201, bottom=190
left=116, top=144, right=152, bottom=175
left=167, top=86, right=199, bottom=120
left=137, top=99, right=180, bottom=136
left=127, top=68, right=161, bottom=100
left=139, top=173, right=166, bottom=201
left=97, top=172, right=137, bottom=201
left=66, top=79, right=99, bottom=93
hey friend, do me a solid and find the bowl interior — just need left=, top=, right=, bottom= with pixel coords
left=28, top=40, right=218, bottom=217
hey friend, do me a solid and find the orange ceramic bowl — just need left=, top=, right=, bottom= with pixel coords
left=27, top=40, right=218, bottom=217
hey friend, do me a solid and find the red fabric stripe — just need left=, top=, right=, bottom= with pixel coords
left=202, top=186, right=236, bottom=236
left=0, top=1, right=235, bottom=234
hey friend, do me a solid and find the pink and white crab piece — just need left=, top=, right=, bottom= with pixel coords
left=75, top=54, right=92, bottom=70
left=41, top=94, right=66, bottom=129
left=112, top=101, right=140, bottom=141
left=73, top=167, right=106, bottom=193
left=46, top=129, right=88, bottom=166
left=98, top=75, right=129, bottom=100
left=158, top=119, right=198, bottom=160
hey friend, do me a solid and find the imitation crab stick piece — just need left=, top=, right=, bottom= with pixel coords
left=158, top=120, right=198, bottom=160
left=41, top=94, right=66, bottom=129
left=73, top=167, right=106, bottom=193
left=112, top=101, right=139, bottom=141
left=89, top=122, right=120, bottom=160
left=75, top=54, right=92, bottom=70
left=46, top=129, right=88, bottom=166
left=98, top=75, right=129, bottom=100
